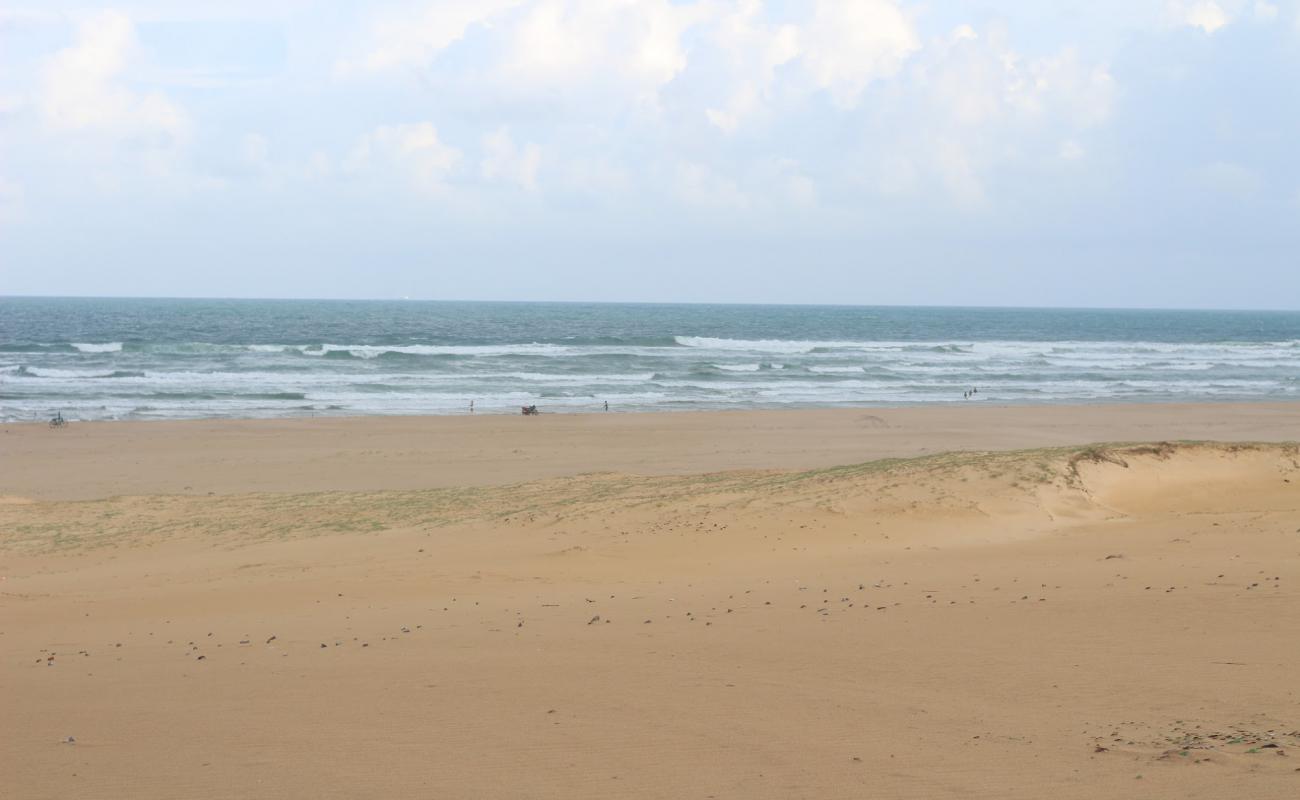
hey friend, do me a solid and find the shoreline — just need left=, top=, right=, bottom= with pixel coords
left=11, top=392, right=1300, bottom=426
left=12, top=395, right=1300, bottom=426
left=5, top=400, right=1298, bottom=501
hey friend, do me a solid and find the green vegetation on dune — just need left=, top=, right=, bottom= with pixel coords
left=2, top=441, right=1294, bottom=554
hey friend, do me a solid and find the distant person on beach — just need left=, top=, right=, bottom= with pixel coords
left=604, top=400, right=609, bottom=411
left=470, top=400, right=475, bottom=414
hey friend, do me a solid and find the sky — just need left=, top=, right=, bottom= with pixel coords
left=1, top=1, right=1299, bottom=308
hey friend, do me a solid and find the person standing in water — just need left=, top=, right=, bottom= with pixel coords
left=604, top=400, right=609, bottom=412
left=469, top=400, right=475, bottom=414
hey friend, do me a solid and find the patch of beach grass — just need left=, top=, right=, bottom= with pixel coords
left=2, top=441, right=1293, bottom=554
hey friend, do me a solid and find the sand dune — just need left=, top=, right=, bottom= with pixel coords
left=2, top=407, right=1299, bottom=798
left=4, top=401, right=1298, bottom=501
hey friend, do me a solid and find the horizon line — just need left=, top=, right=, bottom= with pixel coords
left=2, top=294, right=1299, bottom=314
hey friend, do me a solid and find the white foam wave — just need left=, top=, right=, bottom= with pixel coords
left=495, top=372, right=655, bottom=383
left=315, top=343, right=571, bottom=358
left=246, top=344, right=296, bottom=353
left=7, top=334, right=1300, bottom=423
left=9, top=366, right=126, bottom=379
left=676, top=336, right=864, bottom=354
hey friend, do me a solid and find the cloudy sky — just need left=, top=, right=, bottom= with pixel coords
left=2, top=1, right=1298, bottom=307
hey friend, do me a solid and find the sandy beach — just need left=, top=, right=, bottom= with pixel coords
left=3, top=402, right=1299, bottom=799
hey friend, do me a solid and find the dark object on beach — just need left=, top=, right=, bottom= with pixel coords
left=521, top=405, right=539, bottom=416
left=49, top=412, right=67, bottom=428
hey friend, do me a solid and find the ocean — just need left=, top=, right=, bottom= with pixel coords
left=2, top=297, right=1298, bottom=422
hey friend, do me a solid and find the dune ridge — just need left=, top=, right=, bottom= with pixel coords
left=3, top=440, right=1294, bottom=551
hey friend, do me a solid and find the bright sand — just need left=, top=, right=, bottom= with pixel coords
left=3, top=402, right=1299, bottom=798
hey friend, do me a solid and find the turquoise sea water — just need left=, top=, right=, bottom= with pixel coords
left=2, top=297, right=1298, bottom=421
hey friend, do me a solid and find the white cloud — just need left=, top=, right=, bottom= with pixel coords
left=853, top=24, right=1114, bottom=206
left=346, top=123, right=461, bottom=190
left=702, top=0, right=916, bottom=130
left=1189, top=2, right=1231, bottom=31
left=347, top=1, right=916, bottom=129
left=347, top=0, right=701, bottom=116
left=1254, top=1, right=1279, bottom=20
left=1168, top=1, right=1233, bottom=33
left=703, top=1, right=800, bottom=132
left=950, top=23, right=979, bottom=44
left=705, top=84, right=760, bottom=134
left=492, top=0, right=699, bottom=106
left=920, top=31, right=1114, bottom=131
left=480, top=127, right=541, bottom=190
left=1023, top=50, right=1115, bottom=127
left=1163, top=0, right=1287, bottom=30
left=39, top=11, right=188, bottom=142
left=340, top=0, right=522, bottom=75
left=797, top=0, right=920, bottom=108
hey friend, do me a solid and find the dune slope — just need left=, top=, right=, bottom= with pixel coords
left=2, top=442, right=1299, bottom=799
